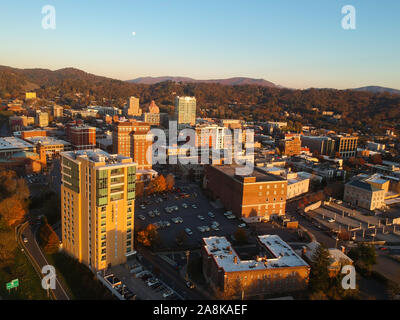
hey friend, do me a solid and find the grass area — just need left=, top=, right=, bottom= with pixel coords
left=46, top=251, right=114, bottom=300
left=0, top=248, right=49, bottom=300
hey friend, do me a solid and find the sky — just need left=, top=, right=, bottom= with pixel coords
left=0, top=0, right=399, bottom=89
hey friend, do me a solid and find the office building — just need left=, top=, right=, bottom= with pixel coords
left=175, top=96, right=196, bottom=126
left=53, top=105, right=63, bottom=119
left=35, top=111, right=49, bottom=128
left=61, top=149, right=136, bottom=271
left=112, top=121, right=152, bottom=170
left=204, top=165, right=287, bottom=222
left=279, top=134, right=301, bottom=156
left=70, top=125, right=96, bottom=150
left=332, top=135, right=358, bottom=159
left=125, top=96, right=142, bottom=117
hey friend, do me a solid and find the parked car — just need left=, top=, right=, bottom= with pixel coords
left=138, top=215, right=146, bottom=221
left=186, top=281, right=195, bottom=289
left=208, top=212, right=215, bottom=218
left=185, top=228, right=193, bottom=236
left=182, top=203, right=188, bottom=209
left=192, top=204, right=197, bottom=209
left=226, top=214, right=236, bottom=220
left=238, top=223, right=246, bottom=228
left=197, top=215, right=205, bottom=221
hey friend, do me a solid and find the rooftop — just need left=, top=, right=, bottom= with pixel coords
left=25, top=136, right=71, bottom=146
left=212, top=165, right=286, bottom=182
left=62, top=148, right=133, bottom=165
left=0, top=137, right=34, bottom=150
left=203, top=235, right=308, bottom=273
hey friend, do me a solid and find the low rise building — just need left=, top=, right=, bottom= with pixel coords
left=202, top=235, right=309, bottom=298
left=0, top=137, right=34, bottom=158
left=24, top=136, right=71, bottom=159
left=344, top=180, right=386, bottom=211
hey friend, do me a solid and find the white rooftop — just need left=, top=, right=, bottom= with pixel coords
left=0, top=137, right=33, bottom=150
left=203, top=235, right=308, bottom=273
left=25, top=136, right=71, bottom=146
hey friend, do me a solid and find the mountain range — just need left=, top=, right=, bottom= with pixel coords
left=1, top=65, right=399, bottom=95
left=128, top=76, right=279, bottom=87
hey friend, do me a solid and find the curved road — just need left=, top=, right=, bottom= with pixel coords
left=17, top=221, right=70, bottom=300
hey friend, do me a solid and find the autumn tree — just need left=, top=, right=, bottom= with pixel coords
left=0, top=195, right=27, bottom=226
left=147, top=175, right=167, bottom=194
left=137, top=224, right=160, bottom=248
left=38, top=222, right=60, bottom=254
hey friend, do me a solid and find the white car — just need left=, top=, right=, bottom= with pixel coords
left=182, top=203, right=188, bottom=209
left=226, top=214, right=236, bottom=220
left=138, top=215, right=146, bottom=221
left=238, top=223, right=246, bottom=228
left=185, top=228, right=193, bottom=236
left=197, top=215, right=205, bottom=221
left=208, top=212, right=215, bottom=218
left=192, top=204, right=197, bottom=209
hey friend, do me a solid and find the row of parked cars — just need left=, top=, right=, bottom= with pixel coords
left=133, top=269, right=178, bottom=300
left=104, top=274, right=137, bottom=300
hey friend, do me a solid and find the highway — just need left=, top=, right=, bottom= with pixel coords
left=17, top=221, right=70, bottom=300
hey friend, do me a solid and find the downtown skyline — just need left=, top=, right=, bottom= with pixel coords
left=0, top=0, right=399, bottom=90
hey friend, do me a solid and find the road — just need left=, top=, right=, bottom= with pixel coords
left=138, top=248, right=209, bottom=300
left=17, top=221, right=70, bottom=300
left=285, top=200, right=336, bottom=248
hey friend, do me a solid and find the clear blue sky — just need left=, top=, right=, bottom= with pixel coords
left=0, top=0, right=399, bottom=89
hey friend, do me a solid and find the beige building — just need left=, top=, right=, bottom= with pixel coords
left=344, top=180, right=386, bottom=211
left=175, top=96, right=196, bottom=126
left=53, top=105, right=63, bottom=119
left=125, top=96, right=142, bottom=117
left=35, top=111, right=49, bottom=128
left=61, top=149, right=136, bottom=271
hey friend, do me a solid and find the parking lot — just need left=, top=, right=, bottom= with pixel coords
left=134, top=182, right=247, bottom=249
left=105, top=260, right=182, bottom=300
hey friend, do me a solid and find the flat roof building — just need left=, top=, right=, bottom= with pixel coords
left=61, top=149, right=136, bottom=271
left=204, top=165, right=287, bottom=222
left=202, top=235, right=309, bottom=298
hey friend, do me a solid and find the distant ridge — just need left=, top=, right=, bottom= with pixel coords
left=127, top=76, right=279, bottom=87
left=352, top=86, right=400, bottom=95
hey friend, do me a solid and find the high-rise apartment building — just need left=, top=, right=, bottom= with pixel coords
left=70, top=125, right=96, bottom=150
left=112, top=121, right=152, bottom=170
left=175, top=96, right=196, bottom=126
left=125, top=96, right=142, bottom=117
left=61, top=149, right=136, bottom=271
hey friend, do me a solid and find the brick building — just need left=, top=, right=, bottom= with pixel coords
left=204, top=165, right=287, bottom=222
left=70, top=125, right=96, bottom=150
left=202, top=235, right=309, bottom=298
left=279, top=134, right=301, bottom=156
left=112, top=121, right=152, bottom=170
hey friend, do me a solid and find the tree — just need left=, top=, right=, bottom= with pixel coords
left=38, top=222, right=60, bottom=254
left=348, top=243, right=377, bottom=274
left=0, top=195, right=27, bottom=226
left=147, top=175, right=167, bottom=194
left=165, top=174, right=175, bottom=191
left=308, top=244, right=331, bottom=293
left=137, top=224, right=160, bottom=248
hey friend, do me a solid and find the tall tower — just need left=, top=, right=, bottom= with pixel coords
left=112, top=121, right=153, bottom=170
left=175, top=96, right=196, bottom=126
left=61, top=149, right=136, bottom=271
